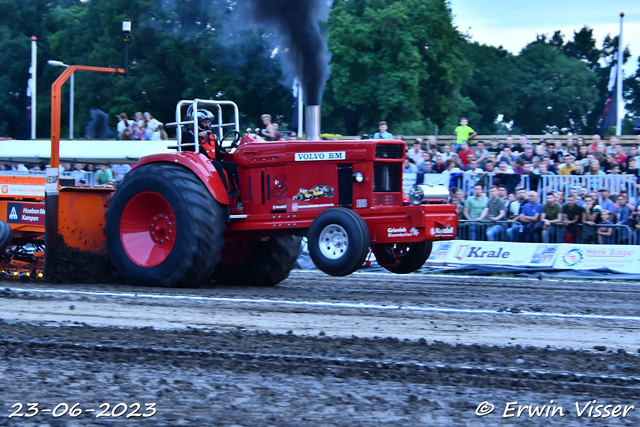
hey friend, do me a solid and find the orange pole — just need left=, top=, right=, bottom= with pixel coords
left=50, top=65, right=125, bottom=170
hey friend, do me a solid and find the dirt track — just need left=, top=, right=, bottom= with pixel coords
left=1, top=271, right=640, bottom=426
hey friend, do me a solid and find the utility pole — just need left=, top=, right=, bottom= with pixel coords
left=616, top=12, right=624, bottom=135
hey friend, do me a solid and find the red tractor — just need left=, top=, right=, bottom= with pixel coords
left=103, top=100, right=458, bottom=287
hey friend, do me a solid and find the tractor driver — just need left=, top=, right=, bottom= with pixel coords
left=182, top=109, right=240, bottom=198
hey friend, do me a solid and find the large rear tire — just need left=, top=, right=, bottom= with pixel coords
left=212, top=236, right=302, bottom=286
left=307, top=208, right=369, bottom=276
left=375, top=242, right=432, bottom=274
left=105, top=163, right=226, bottom=287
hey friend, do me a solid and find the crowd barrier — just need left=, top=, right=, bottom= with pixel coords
left=539, top=175, right=638, bottom=204
left=404, top=172, right=639, bottom=205
left=456, top=221, right=639, bottom=245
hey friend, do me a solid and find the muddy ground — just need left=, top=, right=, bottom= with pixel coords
left=1, top=271, right=640, bottom=426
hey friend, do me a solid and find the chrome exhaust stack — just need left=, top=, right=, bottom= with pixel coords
left=305, top=105, right=321, bottom=141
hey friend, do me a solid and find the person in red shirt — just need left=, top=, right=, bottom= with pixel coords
left=588, top=134, right=601, bottom=151
left=614, top=144, right=627, bottom=166
left=458, top=141, right=472, bottom=167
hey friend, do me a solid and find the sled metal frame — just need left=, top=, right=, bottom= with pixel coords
left=46, top=65, right=126, bottom=278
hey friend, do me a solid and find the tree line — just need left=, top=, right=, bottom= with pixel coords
left=1, top=0, right=638, bottom=139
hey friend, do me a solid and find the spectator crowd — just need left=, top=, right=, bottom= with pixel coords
left=116, top=111, right=168, bottom=141
left=384, top=117, right=640, bottom=245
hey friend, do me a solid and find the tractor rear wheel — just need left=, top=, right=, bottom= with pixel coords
left=211, top=235, right=302, bottom=286
left=307, top=208, right=369, bottom=276
left=374, top=242, right=432, bottom=274
left=105, top=163, right=225, bottom=287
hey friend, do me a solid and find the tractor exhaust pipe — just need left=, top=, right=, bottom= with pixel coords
left=305, top=105, right=321, bottom=141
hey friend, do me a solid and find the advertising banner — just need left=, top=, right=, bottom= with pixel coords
left=553, top=245, right=640, bottom=274
left=425, top=240, right=638, bottom=274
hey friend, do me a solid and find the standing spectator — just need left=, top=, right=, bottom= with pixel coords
left=541, top=191, right=564, bottom=243
left=585, top=160, right=606, bottom=176
left=454, top=117, right=476, bottom=151
left=475, top=141, right=490, bottom=165
left=488, top=138, right=502, bottom=155
left=616, top=194, right=633, bottom=244
left=588, top=134, right=601, bottom=151
left=547, top=144, right=560, bottom=163
left=566, top=138, right=577, bottom=156
left=626, top=158, right=639, bottom=181
left=513, top=135, right=526, bottom=153
left=534, top=145, right=546, bottom=157
left=518, top=191, right=542, bottom=242
left=554, top=140, right=566, bottom=157
left=598, top=189, right=615, bottom=213
left=626, top=145, right=639, bottom=169
left=531, top=156, right=541, bottom=173
left=597, top=210, right=614, bottom=244
left=484, top=186, right=506, bottom=241
left=96, top=165, right=114, bottom=185
left=465, top=159, right=483, bottom=174
left=432, top=155, right=446, bottom=173
left=498, top=147, right=517, bottom=170
left=112, top=164, right=132, bottom=181
left=260, top=114, right=276, bottom=140
left=142, top=112, right=161, bottom=141
left=614, top=144, right=627, bottom=166
left=559, top=155, right=576, bottom=175
left=581, top=197, right=598, bottom=244
left=131, top=124, right=143, bottom=140
left=458, top=142, right=473, bottom=167
left=426, top=135, right=439, bottom=153
left=483, top=160, right=496, bottom=173
left=576, top=145, right=589, bottom=165
left=134, top=112, right=144, bottom=128
left=418, top=152, right=432, bottom=172
left=402, top=158, right=418, bottom=174
left=441, top=144, right=455, bottom=162
left=116, top=113, right=130, bottom=140
left=520, top=145, right=535, bottom=162
left=463, top=184, right=488, bottom=240
left=408, top=139, right=424, bottom=164
left=562, top=194, right=584, bottom=243
left=442, top=159, right=462, bottom=175
left=373, top=121, right=393, bottom=139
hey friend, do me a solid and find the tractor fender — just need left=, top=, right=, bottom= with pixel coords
left=137, top=152, right=229, bottom=205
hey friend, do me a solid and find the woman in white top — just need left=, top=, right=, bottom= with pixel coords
left=116, top=113, right=131, bottom=140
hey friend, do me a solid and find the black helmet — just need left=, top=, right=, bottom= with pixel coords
left=196, top=109, right=214, bottom=131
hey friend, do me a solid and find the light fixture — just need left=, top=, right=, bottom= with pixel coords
left=352, top=172, right=364, bottom=183
left=122, top=19, right=132, bottom=34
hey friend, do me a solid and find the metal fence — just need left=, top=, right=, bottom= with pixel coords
left=539, top=175, right=639, bottom=205
left=457, top=220, right=523, bottom=242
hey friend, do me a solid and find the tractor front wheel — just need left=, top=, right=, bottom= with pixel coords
left=307, top=208, right=369, bottom=276
left=374, top=242, right=432, bottom=274
left=105, top=163, right=226, bottom=287
left=211, top=235, right=302, bottom=286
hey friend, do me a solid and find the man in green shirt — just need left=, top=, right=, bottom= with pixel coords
left=541, top=191, right=564, bottom=243
left=463, top=183, right=488, bottom=240
left=482, top=185, right=506, bottom=241
left=454, top=117, right=477, bottom=152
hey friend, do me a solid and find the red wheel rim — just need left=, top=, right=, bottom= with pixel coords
left=120, top=191, right=177, bottom=267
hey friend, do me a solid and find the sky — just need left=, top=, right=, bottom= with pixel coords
left=450, top=0, right=640, bottom=77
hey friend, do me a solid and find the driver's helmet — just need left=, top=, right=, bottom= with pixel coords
left=196, top=109, right=215, bottom=131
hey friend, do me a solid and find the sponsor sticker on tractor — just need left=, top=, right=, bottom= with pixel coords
left=294, top=151, right=346, bottom=162
left=7, top=202, right=46, bottom=226
left=387, top=227, right=420, bottom=238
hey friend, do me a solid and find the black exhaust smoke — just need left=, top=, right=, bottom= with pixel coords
left=245, top=0, right=330, bottom=106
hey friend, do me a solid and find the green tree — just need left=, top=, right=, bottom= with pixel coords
left=513, top=42, right=598, bottom=134
left=624, top=57, right=640, bottom=119
left=325, top=0, right=470, bottom=135
left=458, top=42, right=518, bottom=134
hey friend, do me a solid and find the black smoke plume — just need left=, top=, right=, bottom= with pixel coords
left=245, top=0, right=331, bottom=106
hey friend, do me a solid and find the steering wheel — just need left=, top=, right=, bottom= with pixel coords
left=220, top=130, right=241, bottom=149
